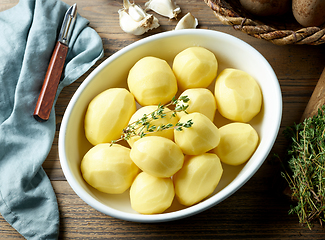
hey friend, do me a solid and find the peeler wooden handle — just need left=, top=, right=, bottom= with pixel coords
left=301, top=67, right=325, bottom=121
left=33, top=41, right=68, bottom=122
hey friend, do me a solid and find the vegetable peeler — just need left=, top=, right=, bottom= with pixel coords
left=33, top=3, right=77, bottom=122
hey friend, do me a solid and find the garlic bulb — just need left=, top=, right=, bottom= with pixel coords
left=119, top=0, right=159, bottom=35
left=145, top=0, right=181, bottom=19
left=175, top=12, right=198, bottom=30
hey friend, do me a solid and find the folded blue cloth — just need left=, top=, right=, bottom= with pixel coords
left=0, top=0, right=104, bottom=239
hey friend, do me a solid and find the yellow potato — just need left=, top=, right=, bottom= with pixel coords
left=214, top=68, right=262, bottom=122
left=174, top=112, right=220, bottom=155
left=174, top=153, right=223, bottom=206
left=172, top=47, right=218, bottom=90
left=130, top=172, right=175, bottom=214
left=127, top=105, right=178, bottom=147
left=213, top=122, right=259, bottom=166
left=84, top=88, right=136, bottom=145
left=127, top=56, right=178, bottom=106
left=177, top=88, right=217, bottom=121
left=130, top=136, right=184, bottom=178
left=80, top=144, right=139, bottom=194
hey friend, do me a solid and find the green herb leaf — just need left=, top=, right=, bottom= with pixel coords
left=111, top=95, right=192, bottom=145
left=281, top=105, right=325, bottom=229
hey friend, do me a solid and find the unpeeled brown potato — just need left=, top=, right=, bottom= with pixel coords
left=239, top=0, right=291, bottom=16
left=127, top=56, right=178, bottom=106
left=214, top=68, right=262, bottom=122
left=174, top=112, right=220, bottom=155
left=126, top=105, right=178, bottom=147
left=172, top=47, right=218, bottom=90
left=292, top=0, right=325, bottom=27
left=130, top=136, right=184, bottom=178
left=177, top=88, right=217, bottom=121
left=213, top=122, right=259, bottom=166
left=173, top=153, right=223, bottom=206
left=130, top=172, right=175, bottom=214
left=81, top=144, right=139, bottom=194
left=84, top=88, right=136, bottom=145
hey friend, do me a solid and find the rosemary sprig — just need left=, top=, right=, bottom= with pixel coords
left=110, top=95, right=193, bottom=145
left=281, top=105, right=325, bottom=229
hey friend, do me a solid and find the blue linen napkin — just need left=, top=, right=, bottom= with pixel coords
left=0, top=0, right=104, bottom=239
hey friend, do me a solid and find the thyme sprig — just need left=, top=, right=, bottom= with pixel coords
left=110, top=95, right=193, bottom=145
left=281, top=105, right=325, bottom=229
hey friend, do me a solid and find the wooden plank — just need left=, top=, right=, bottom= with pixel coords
left=3, top=175, right=325, bottom=239
left=1, top=0, right=325, bottom=238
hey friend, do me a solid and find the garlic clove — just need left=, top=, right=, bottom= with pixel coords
left=145, top=0, right=181, bottom=19
left=119, top=0, right=160, bottom=35
left=175, top=12, right=198, bottom=30
left=128, top=4, right=147, bottom=22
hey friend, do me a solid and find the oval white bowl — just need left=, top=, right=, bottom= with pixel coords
left=59, top=29, right=282, bottom=223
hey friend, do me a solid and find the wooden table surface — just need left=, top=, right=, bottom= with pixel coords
left=1, top=0, right=325, bottom=239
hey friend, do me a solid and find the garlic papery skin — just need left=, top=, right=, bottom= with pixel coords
left=175, top=12, right=198, bottom=30
left=128, top=4, right=147, bottom=22
left=119, top=0, right=159, bottom=35
left=145, top=0, right=181, bottom=19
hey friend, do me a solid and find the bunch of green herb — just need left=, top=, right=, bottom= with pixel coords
left=281, top=105, right=325, bottom=229
left=111, top=95, right=193, bottom=145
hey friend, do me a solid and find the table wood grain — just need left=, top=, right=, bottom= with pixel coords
left=1, top=0, right=325, bottom=239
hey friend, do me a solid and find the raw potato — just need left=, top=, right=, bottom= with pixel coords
left=177, top=88, right=217, bottom=121
left=127, top=56, right=178, bottom=106
left=174, top=153, right=223, bottom=206
left=127, top=105, right=178, bottom=147
left=172, top=47, right=218, bottom=90
left=213, top=122, right=259, bottom=166
left=130, top=136, right=184, bottom=178
left=84, top=88, right=136, bottom=145
left=292, top=0, right=325, bottom=27
left=239, top=0, right=291, bottom=17
left=81, top=144, right=139, bottom=194
left=81, top=48, right=266, bottom=214
left=130, top=172, right=175, bottom=214
left=174, top=112, right=220, bottom=155
left=214, top=68, right=262, bottom=122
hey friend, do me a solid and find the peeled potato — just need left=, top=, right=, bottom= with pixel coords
left=130, top=172, right=175, bottom=214
left=130, top=136, right=184, bottom=178
left=177, top=88, right=217, bottom=121
left=127, top=56, right=178, bottom=106
left=174, top=112, right=220, bottom=155
left=172, top=47, right=218, bottom=90
left=214, top=68, right=262, bottom=122
left=174, top=153, right=223, bottom=206
left=80, top=144, right=139, bottom=194
left=84, top=88, right=136, bottom=145
left=127, top=105, right=178, bottom=147
left=213, top=122, right=259, bottom=166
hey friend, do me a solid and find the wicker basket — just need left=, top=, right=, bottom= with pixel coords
left=205, top=0, right=325, bottom=45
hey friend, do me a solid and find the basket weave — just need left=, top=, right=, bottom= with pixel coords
left=205, top=0, right=325, bottom=45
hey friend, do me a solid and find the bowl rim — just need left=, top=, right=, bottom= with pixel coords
left=59, top=28, right=283, bottom=223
